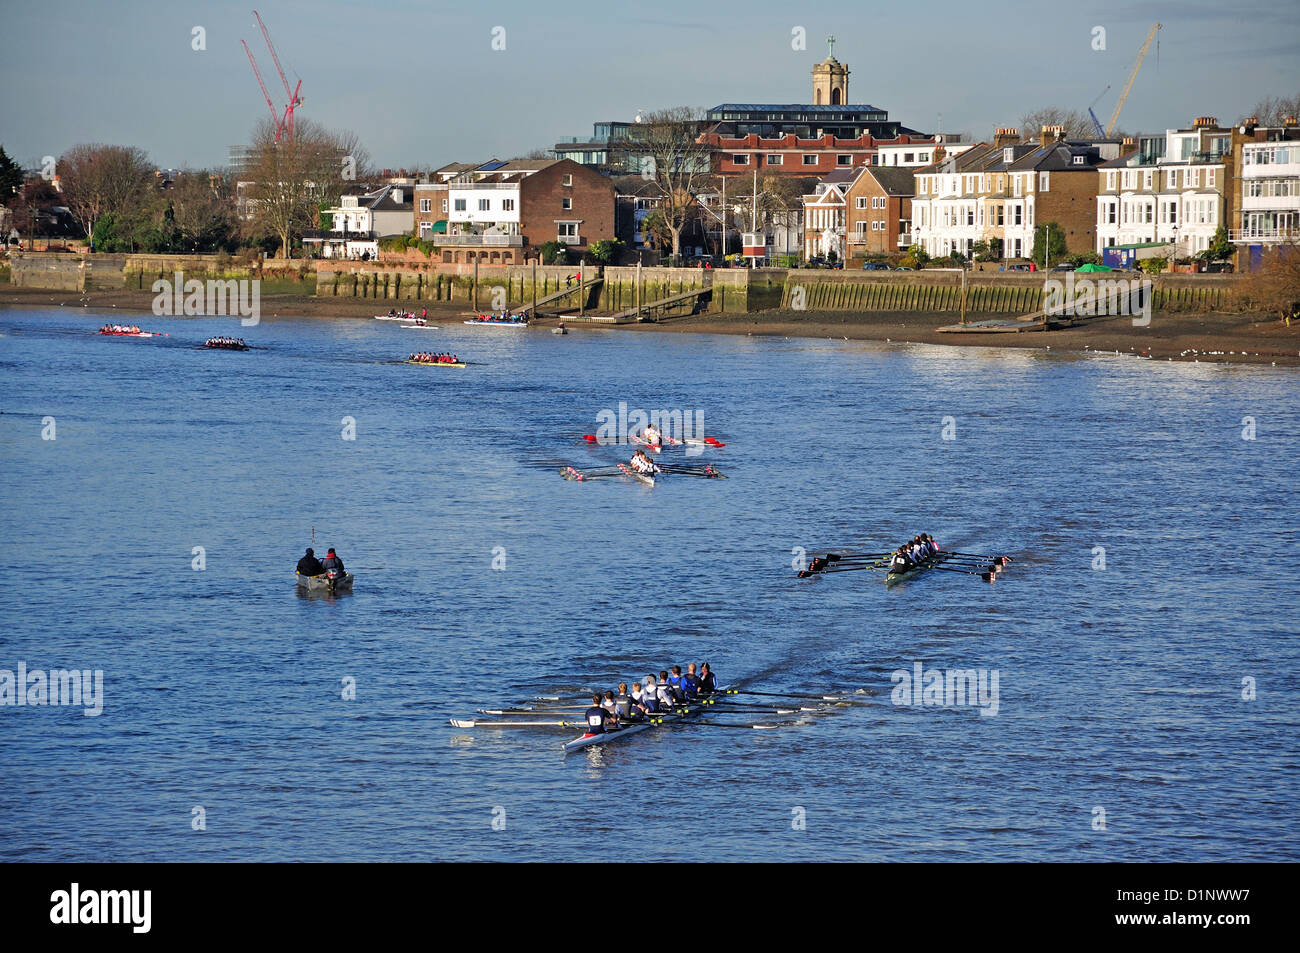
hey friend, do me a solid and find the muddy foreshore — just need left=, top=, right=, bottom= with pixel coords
left=2, top=286, right=1295, bottom=367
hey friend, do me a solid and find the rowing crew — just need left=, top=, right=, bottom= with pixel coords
left=409, top=352, right=459, bottom=364
left=473, top=312, right=527, bottom=324
left=890, top=534, right=940, bottom=571
left=205, top=336, right=246, bottom=348
left=100, top=324, right=141, bottom=334
left=584, top=663, right=717, bottom=735
left=627, top=449, right=660, bottom=475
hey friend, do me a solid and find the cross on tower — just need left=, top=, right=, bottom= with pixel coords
left=827, top=35, right=836, bottom=58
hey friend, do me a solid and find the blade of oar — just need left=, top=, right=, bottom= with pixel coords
left=945, top=551, right=1012, bottom=565
left=911, top=564, right=998, bottom=582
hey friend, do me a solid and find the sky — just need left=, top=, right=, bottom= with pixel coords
left=1, top=0, right=1297, bottom=171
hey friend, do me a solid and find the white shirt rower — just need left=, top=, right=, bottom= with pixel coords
left=643, top=425, right=661, bottom=446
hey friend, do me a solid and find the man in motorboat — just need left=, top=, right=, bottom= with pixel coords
left=321, top=548, right=346, bottom=576
left=297, top=547, right=324, bottom=576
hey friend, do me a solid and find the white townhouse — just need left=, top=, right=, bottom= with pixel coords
left=304, top=184, right=414, bottom=260
left=1231, top=119, right=1300, bottom=269
left=1095, top=118, right=1233, bottom=258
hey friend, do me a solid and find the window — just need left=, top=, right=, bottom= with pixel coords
left=837, top=154, right=852, bottom=166
left=1206, top=168, right=1216, bottom=187
left=1072, top=155, right=1085, bottom=165
left=918, top=152, right=929, bottom=162
left=767, top=154, right=783, bottom=166
left=856, top=221, right=867, bottom=233
left=454, top=199, right=466, bottom=211
left=502, top=198, right=515, bottom=212
left=1039, top=172, right=1050, bottom=192
left=802, top=155, right=818, bottom=166
left=478, top=198, right=490, bottom=211
left=732, top=154, right=749, bottom=165
left=561, top=197, right=572, bottom=210
left=856, top=196, right=868, bottom=209
left=557, top=222, right=577, bottom=239
left=996, top=206, right=1005, bottom=226
left=420, top=199, right=432, bottom=213
left=904, top=152, right=915, bottom=163
left=1106, top=171, right=1117, bottom=191
left=1167, top=169, right=1178, bottom=190
left=442, top=199, right=448, bottom=213
left=562, top=174, right=573, bottom=186
left=1143, top=170, right=1153, bottom=190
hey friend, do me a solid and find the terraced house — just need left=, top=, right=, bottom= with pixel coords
left=844, top=166, right=917, bottom=260
left=1095, top=117, right=1233, bottom=259
left=913, top=127, right=1123, bottom=261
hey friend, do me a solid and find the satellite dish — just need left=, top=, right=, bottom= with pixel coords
left=634, top=109, right=644, bottom=124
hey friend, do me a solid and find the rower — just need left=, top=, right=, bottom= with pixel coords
left=601, top=691, right=621, bottom=725
left=698, top=662, right=716, bottom=694
left=667, top=666, right=687, bottom=703
left=655, top=672, right=675, bottom=709
left=584, top=694, right=615, bottom=735
left=642, top=424, right=662, bottom=447
left=296, top=547, right=323, bottom=576
left=682, top=663, right=702, bottom=699
left=321, top=548, right=346, bottom=574
left=612, top=683, right=634, bottom=720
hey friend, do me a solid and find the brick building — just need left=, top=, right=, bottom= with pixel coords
left=845, top=166, right=916, bottom=260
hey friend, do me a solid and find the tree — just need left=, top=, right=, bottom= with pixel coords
left=611, top=107, right=712, bottom=264
left=169, top=171, right=234, bottom=253
left=1030, top=221, right=1068, bottom=266
left=1197, top=226, right=1234, bottom=263
left=900, top=243, right=929, bottom=270
left=1139, top=256, right=1168, bottom=276
left=1018, top=107, right=1099, bottom=141
left=588, top=239, right=622, bottom=265
left=58, top=144, right=154, bottom=243
left=0, top=145, right=22, bottom=200
left=1245, top=244, right=1300, bottom=321
left=244, top=118, right=370, bottom=258
left=716, top=174, right=813, bottom=257
left=1238, top=93, right=1300, bottom=126
left=538, top=240, right=565, bottom=265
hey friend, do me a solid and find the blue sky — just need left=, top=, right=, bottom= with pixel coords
left=1, top=0, right=1296, bottom=170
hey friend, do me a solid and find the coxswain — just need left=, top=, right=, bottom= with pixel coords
left=583, top=694, right=615, bottom=736
left=321, top=547, right=346, bottom=574
left=296, top=547, right=324, bottom=576
left=698, top=662, right=716, bottom=694
left=642, top=424, right=662, bottom=447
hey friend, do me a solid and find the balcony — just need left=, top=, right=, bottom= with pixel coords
left=437, top=233, right=524, bottom=246
left=557, top=234, right=583, bottom=245
left=1230, top=226, right=1300, bottom=242
left=897, top=232, right=913, bottom=246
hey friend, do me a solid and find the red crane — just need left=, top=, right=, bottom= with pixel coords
left=242, top=11, right=302, bottom=142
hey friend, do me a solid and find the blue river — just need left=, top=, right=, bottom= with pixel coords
left=1, top=307, right=1296, bottom=861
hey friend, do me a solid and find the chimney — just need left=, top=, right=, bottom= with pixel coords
left=1120, top=136, right=1138, bottom=156
left=1040, top=124, right=1065, bottom=147
left=1285, top=116, right=1299, bottom=127
left=993, top=127, right=1019, bottom=147
left=392, top=188, right=404, bottom=205
left=1192, top=116, right=1219, bottom=129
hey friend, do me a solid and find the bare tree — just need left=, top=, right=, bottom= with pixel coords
left=244, top=118, right=370, bottom=258
left=58, top=143, right=153, bottom=238
left=1018, top=107, right=1100, bottom=140
left=613, top=107, right=713, bottom=263
left=1246, top=244, right=1300, bottom=322
left=1239, top=93, right=1300, bottom=126
left=170, top=171, right=235, bottom=253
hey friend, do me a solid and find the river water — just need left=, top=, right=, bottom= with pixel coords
left=1, top=308, right=1296, bottom=861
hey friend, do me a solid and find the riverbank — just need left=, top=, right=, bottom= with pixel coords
left=2, top=285, right=1295, bottom=366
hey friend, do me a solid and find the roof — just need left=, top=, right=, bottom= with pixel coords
left=860, top=166, right=916, bottom=196
left=913, top=141, right=997, bottom=176
left=708, top=103, right=887, bottom=115
left=1009, top=142, right=1109, bottom=172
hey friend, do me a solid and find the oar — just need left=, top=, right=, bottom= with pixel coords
left=902, top=564, right=998, bottom=582
left=720, top=689, right=848, bottom=701
left=944, top=551, right=1012, bottom=566
left=449, top=718, right=585, bottom=728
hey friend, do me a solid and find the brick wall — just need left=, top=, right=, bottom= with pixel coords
left=519, top=159, right=615, bottom=254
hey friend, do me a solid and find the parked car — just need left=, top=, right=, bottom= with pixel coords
left=1050, top=263, right=1074, bottom=272
left=862, top=262, right=890, bottom=270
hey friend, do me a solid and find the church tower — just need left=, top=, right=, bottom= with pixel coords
left=811, top=35, right=849, bottom=105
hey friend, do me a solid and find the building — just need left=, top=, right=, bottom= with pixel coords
left=875, top=138, right=974, bottom=168
left=228, top=145, right=255, bottom=176
left=1095, top=117, right=1233, bottom=259
left=435, top=158, right=615, bottom=264
left=414, top=162, right=482, bottom=240
left=704, top=45, right=940, bottom=179
left=1231, top=117, right=1300, bottom=270
left=845, top=166, right=916, bottom=259
left=553, top=120, right=647, bottom=173
left=801, top=166, right=857, bottom=260
left=303, top=184, right=414, bottom=259
left=913, top=126, right=1123, bottom=261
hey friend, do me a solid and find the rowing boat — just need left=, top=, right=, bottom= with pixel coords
left=463, top=319, right=527, bottom=328
left=562, top=686, right=732, bottom=752
left=99, top=330, right=163, bottom=337
left=295, top=570, right=354, bottom=592
left=884, top=552, right=950, bottom=587
left=204, top=342, right=249, bottom=351
left=617, top=462, right=655, bottom=487
left=404, top=360, right=465, bottom=367
left=375, top=314, right=418, bottom=321
left=628, top=433, right=664, bottom=453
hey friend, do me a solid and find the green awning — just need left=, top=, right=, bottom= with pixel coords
left=1075, top=263, right=1113, bottom=272
left=429, top=220, right=448, bottom=234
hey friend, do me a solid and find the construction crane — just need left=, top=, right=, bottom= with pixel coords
left=1105, top=23, right=1161, bottom=136
left=1088, top=86, right=1110, bottom=138
left=242, top=11, right=302, bottom=142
